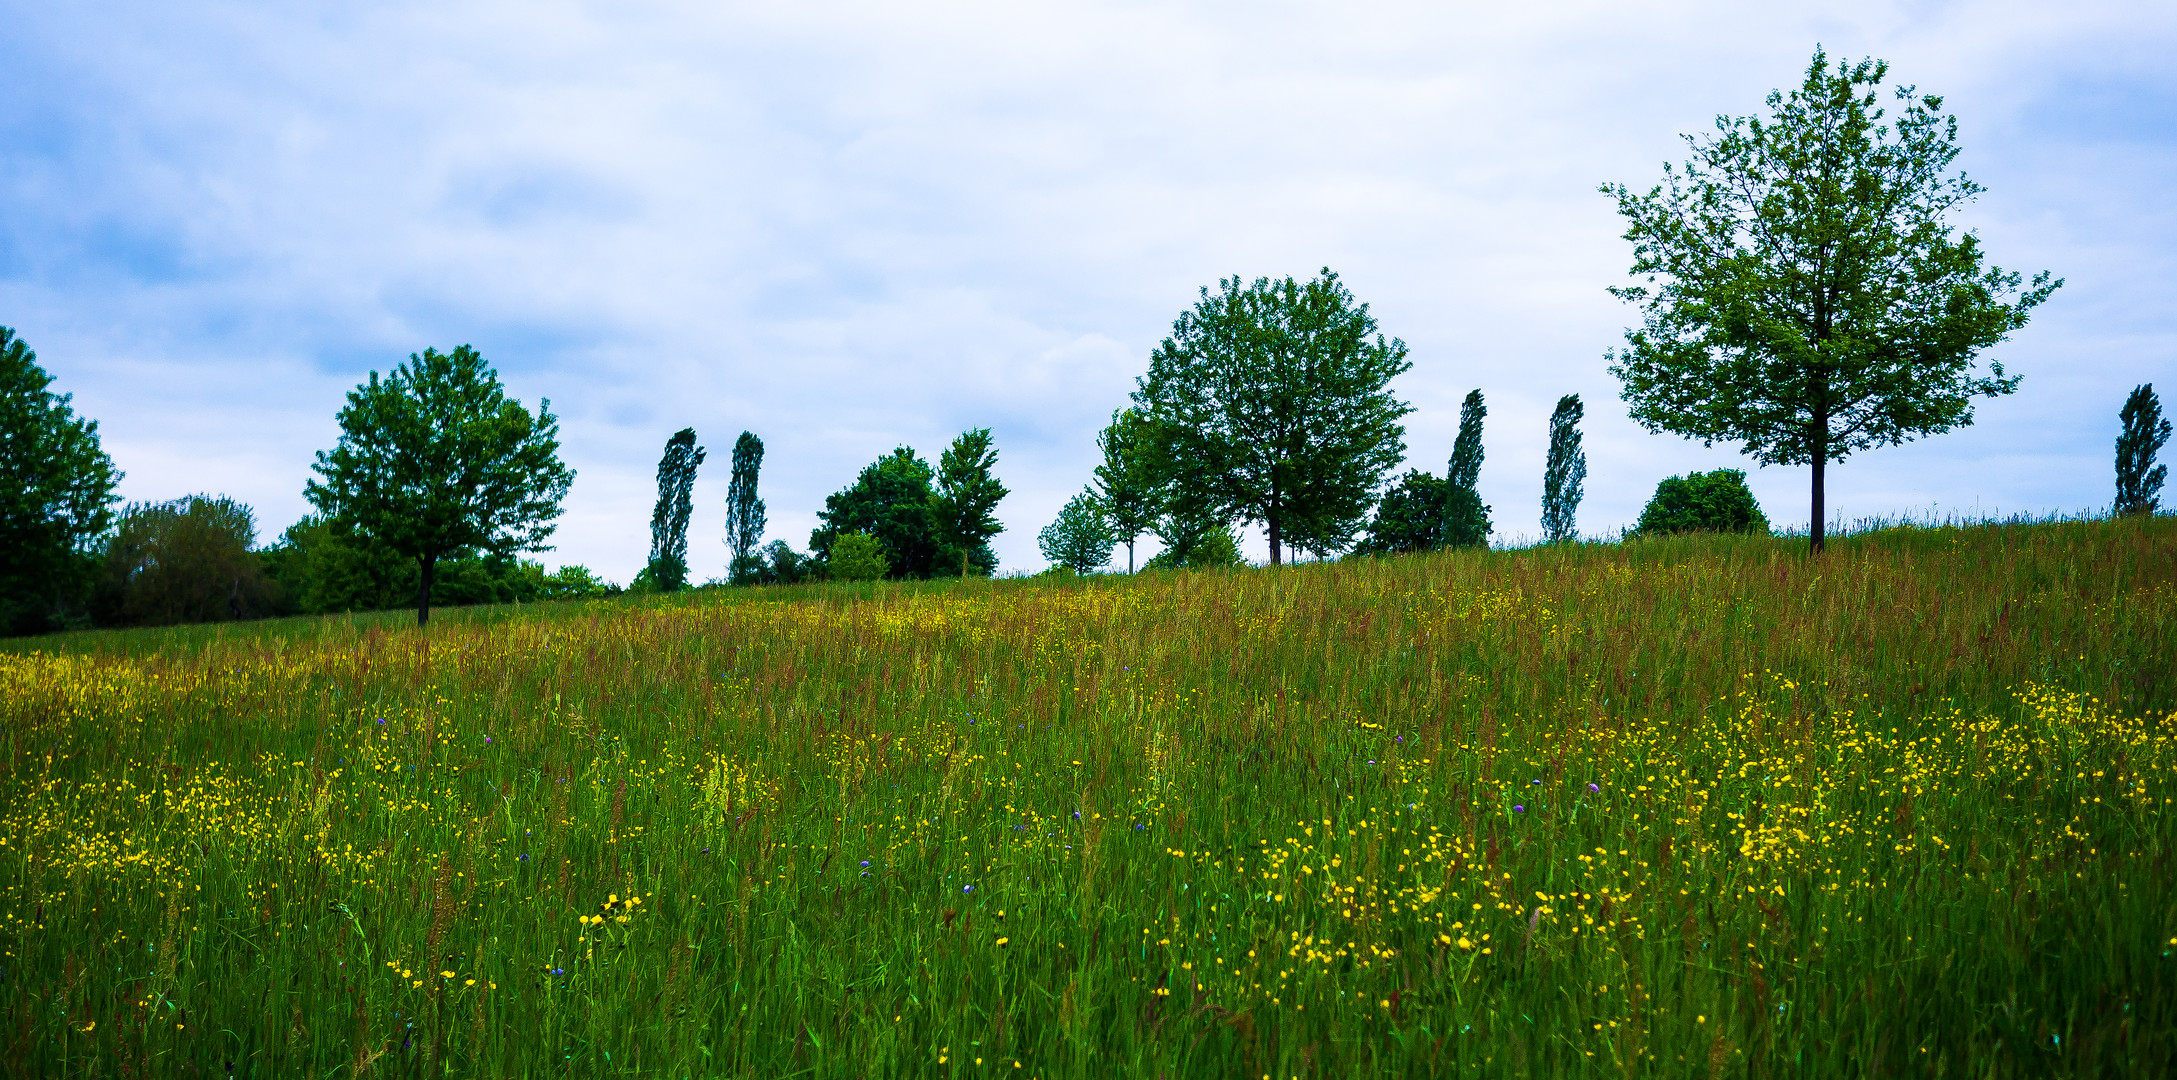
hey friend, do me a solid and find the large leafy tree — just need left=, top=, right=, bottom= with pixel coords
left=1604, top=49, right=2059, bottom=553
left=1133, top=269, right=1412, bottom=565
left=647, top=428, right=705, bottom=592
left=932, top=428, right=1008, bottom=577
left=724, top=432, right=768, bottom=582
left=0, top=326, right=122, bottom=634
left=2114, top=384, right=2169, bottom=517
left=1442, top=390, right=1491, bottom=548
left=306, top=345, right=574, bottom=626
left=811, top=447, right=939, bottom=579
left=1092, top=409, right=1163, bottom=573
left=95, top=495, right=279, bottom=626
left=1541, top=394, right=1587, bottom=544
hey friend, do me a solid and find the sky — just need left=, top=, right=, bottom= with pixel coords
left=3, top=0, right=2172, bottom=581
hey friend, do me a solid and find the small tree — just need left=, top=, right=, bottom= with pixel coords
left=828, top=533, right=890, bottom=582
left=933, top=428, right=1009, bottom=577
left=1541, top=394, right=1587, bottom=544
left=1133, top=269, right=1412, bottom=565
left=1443, top=390, right=1491, bottom=548
left=1354, top=470, right=1449, bottom=556
left=1093, top=408, right=1164, bottom=573
left=1039, top=490, right=1115, bottom=575
left=2115, top=384, right=2170, bottom=516
left=1635, top=470, right=1769, bottom=535
left=96, top=495, right=280, bottom=626
left=1605, top=49, right=2059, bottom=553
left=647, top=428, right=705, bottom=592
left=0, top=326, right=122, bottom=634
left=724, top=432, right=768, bottom=582
left=306, top=345, right=574, bottom=626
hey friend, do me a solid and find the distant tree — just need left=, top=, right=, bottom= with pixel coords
left=0, top=326, right=122, bottom=634
left=1133, top=269, right=1412, bottom=565
left=812, top=447, right=938, bottom=579
left=932, top=428, right=1009, bottom=577
left=95, top=495, right=280, bottom=626
left=762, top=540, right=813, bottom=585
left=1093, top=408, right=1165, bottom=573
left=1354, top=470, right=1448, bottom=556
left=261, top=514, right=412, bottom=614
left=1443, top=390, right=1491, bottom=548
left=1541, top=394, right=1588, bottom=544
left=306, top=345, right=574, bottom=626
left=1604, top=49, right=2059, bottom=553
left=829, top=533, right=890, bottom=582
left=724, top=431, right=768, bottom=582
left=1039, top=490, right=1115, bottom=575
left=647, top=428, right=705, bottom=592
left=1635, top=469, right=1769, bottom=535
left=2115, top=384, right=2169, bottom=516
left=1142, top=503, right=1244, bottom=570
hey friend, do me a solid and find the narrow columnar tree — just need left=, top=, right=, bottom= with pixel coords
left=1443, top=390, right=1491, bottom=548
left=647, top=428, right=705, bottom=592
left=1541, top=394, right=1587, bottom=544
left=724, top=431, right=768, bottom=580
left=1038, top=489, right=1115, bottom=575
left=1093, top=408, right=1164, bottom=573
left=933, top=428, right=1009, bottom=577
left=2115, top=384, right=2170, bottom=516
left=0, top=326, right=121, bottom=634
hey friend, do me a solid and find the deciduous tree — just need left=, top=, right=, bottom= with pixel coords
left=1038, top=490, right=1114, bottom=575
left=648, top=428, right=705, bottom=592
left=933, top=428, right=1008, bottom=577
left=725, top=432, right=768, bottom=582
left=1443, top=390, right=1491, bottom=548
left=0, top=326, right=121, bottom=634
left=1093, top=409, right=1163, bottom=573
left=2115, top=384, right=2169, bottom=516
left=1541, top=394, right=1587, bottom=544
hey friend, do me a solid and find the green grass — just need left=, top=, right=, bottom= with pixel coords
left=3, top=515, right=2173, bottom=1077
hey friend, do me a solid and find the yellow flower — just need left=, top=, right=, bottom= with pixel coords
left=996, top=937, right=1010, bottom=946
left=465, top=979, right=476, bottom=987
left=440, top=971, right=454, bottom=979
left=1457, top=937, right=1473, bottom=950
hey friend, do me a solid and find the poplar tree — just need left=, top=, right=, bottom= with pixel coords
left=1443, top=390, right=1491, bottom=548
left=1541, top=394, right=1587, bottom=544
left=724, top=431, right=768, bottom=581
left=647, top=428, right=705, bottom=591
left=2115, top=384, right=2169, bottom=516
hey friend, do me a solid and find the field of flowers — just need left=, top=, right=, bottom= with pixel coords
left=2, top=515, right=2173, bottom=1077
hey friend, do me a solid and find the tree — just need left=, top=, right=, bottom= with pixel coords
left=2115, top=384, right=2169, bottom=516
left=95, top=495, right=280, bottom=626
left=0, top=326, right=122, bottom=634
left=1541, top=394, right=1588, bottom=544
left=1143, top=503, right=1244, bottom=570
left=1093, top=409, right=1164, bottom=573
left=1604, top=49, right=2059, bottom=553
left=1443, top=390, right=1491, bottom=548
left=306, top=345, right=574, bottom=626
left=647, top=428, right=705, bottom=592
left=1634, top=469, right=1769, bottom=535
left=1133, top=269, right=1412, bottom=565
left=828, top=533, right=890, bottom=582
left=1039, top=490, right=1115, bottom=575
left=724, top=432, right=768, bottom=582
left=932, top=428, right=1009, bottom=577
left=811, top=447, right=938, bottom=579
left=1354, top=470, right=1448, bottom=556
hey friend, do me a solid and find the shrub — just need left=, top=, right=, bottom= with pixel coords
left=1635, top=469, right=1769, bottom=535
left=829, top=532, right=890, bottom=582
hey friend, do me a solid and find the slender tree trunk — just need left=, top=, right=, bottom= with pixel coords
left=416, top=555, right=436, bottom=626
left=1809, top=410, right=1829, bottom=555
left=1267, top=515, right=1282, bottom=566
left=1125, top=539, right=1135, bottom=575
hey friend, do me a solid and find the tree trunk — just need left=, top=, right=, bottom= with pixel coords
left=1810, top=450, right=1827, bottom=556
left=416, top=555, right=436, bottom=626
left=1267, top=516, right=1282, bottom=566
left=1125, top=539, right=1135, bottom=575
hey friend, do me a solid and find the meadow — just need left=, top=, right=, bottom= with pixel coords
left=2, top=516, right=2173, bottom=1078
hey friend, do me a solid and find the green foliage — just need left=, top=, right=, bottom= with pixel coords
left=1354, top=470, right=1448, bottom=556
left=763, top=541, right=815, bottom=585
left=305, top=345, right=574, bottom=625
left=827, top=532, right=890, bottom=582
left=1635, top=468, right=1770, bottom=535
left=2115, top=383, right=2169, bottom=516
left=94, top=495, right=280, bottom=626
left=724, top=431, right=767, bottom=574
left=932, top=428, right=1008, bottom=577
left=263, top=514, right=609, bottom=613
left=646, top=428, right=705, bottom=593
left=0, top=326, right=122, bottom=634
left=1093, top=408, right=1164, bottom=573
left=1133, top=269, right=1412, bottom=565
left=1604, top=49, right=2059, bottom=552
left=1038, top=489, right=1115, bottom=574
left=1541, top=394, right=1587, bottom=544
left=812, top=448, right=938, bottom=579
left=1143, top=508, right=1243, bottom=571
left=1443, top=390, right=1491, bottom=548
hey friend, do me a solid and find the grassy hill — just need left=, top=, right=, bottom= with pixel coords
left=3, top=515, right=2173, bottom=1077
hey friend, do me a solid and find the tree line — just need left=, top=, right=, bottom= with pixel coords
left=3, top=48, right=2164, bottom=635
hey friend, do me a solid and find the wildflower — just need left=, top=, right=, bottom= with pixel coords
left=1587, top=783, right=1600, bottom=793
left=1513, top=805, right=1525, bottom=813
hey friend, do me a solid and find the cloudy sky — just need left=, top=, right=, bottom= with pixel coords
left=4, top=0, right=2171, bottom=580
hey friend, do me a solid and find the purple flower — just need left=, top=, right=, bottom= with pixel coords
left=1587, top=783, right=1600, bottom=793
left=860, top=860, right=871, bottom=867
left=1513, top=805, right=1526, bottom=813
left=963, top=884, right=975, bottom=893
left=484, top=737, right=492, bottom=744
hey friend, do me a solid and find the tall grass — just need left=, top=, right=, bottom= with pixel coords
left=2, top=515, right=2173, bottom=1077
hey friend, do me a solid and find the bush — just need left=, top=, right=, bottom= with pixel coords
left=95, top=495, right=281, bottom=626
left=1634, top=469, right=1769, bottom=535
left=829, top=533, right=890, bottom=582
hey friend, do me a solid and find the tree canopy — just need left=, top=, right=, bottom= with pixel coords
left=1132, top=269, right=1412, bottom=565
left=0, top=326, right=122, bottom=634
left=1635, top=469, right=1770, bottom=535
left=1092, top=408, right=1163, bottom=573
left=812, top=447, right=939, bottom=579
left=1038, top=490, right=1114, bottom=575
left=1604, top=49, right=2058, bottom=552
left=95, top=495, right=278, bottom=626
left=1354, top=470, right=1448, bottom=556
left=305, top=345, right=573, bottom=625
left=932, top=428, right=1008, bottom=577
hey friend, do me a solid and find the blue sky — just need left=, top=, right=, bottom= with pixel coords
left=3, top=0, right=2171, bottom=581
